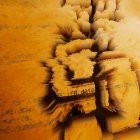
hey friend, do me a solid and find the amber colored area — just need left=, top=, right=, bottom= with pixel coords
left=0, top=0, right=140, bottom=140
left=0, top=0, right=65, bottom=139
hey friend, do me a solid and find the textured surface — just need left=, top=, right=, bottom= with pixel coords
left=0, top=0, right=140, bottom=140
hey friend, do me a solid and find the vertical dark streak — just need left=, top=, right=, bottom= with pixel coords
left=60, top=0, right=66, bottom=7
left=89, top=0, right=96, bottom=23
